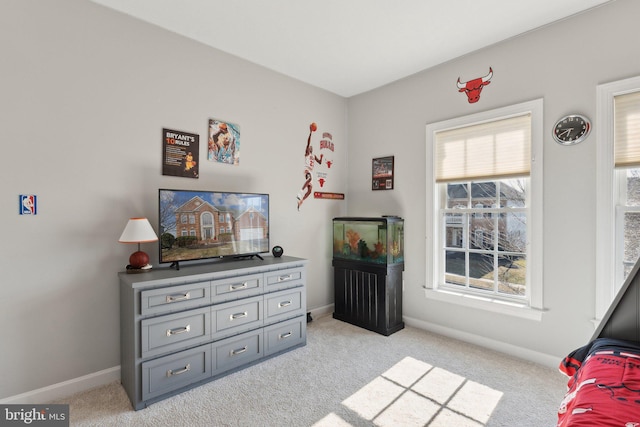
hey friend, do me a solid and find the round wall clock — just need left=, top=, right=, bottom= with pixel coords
left=553, top=114, right=591, bottom=145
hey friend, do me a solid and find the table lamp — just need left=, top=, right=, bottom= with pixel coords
left=119, top=217, right=158, bottom=271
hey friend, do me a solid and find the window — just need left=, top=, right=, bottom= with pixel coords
left=201, top=212, right=214, bottom=240
left=596, top=76, right=640, bottom=320
left=442, top=180, right=527, bottom=300
left=426, top=99, right=543, bottom=317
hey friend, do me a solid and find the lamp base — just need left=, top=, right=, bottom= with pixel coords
left=126, top=264, right=153, bottom=274
left=129, top=250, right=150, bottom=269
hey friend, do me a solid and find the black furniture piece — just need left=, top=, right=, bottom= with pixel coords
left=332, top=217, right=404, bottom=336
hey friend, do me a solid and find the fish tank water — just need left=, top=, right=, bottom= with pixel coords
left=332, top=217, right=404, bottom=265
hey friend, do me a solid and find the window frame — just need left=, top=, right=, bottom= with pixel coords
left=595, top=76, right=640, bottom=321
left=425, top=99, right=544, bottom=319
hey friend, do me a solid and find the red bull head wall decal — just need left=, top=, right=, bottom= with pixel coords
left=456, top=67, right=493, bottom=103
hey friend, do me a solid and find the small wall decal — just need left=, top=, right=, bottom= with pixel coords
left=19, top=194, right=37, bottom=215
left=297, top=123, right=323, bottom=210
left=456, top=67, right=493, bottom=103
left=314, top=192, right=344, bottom=200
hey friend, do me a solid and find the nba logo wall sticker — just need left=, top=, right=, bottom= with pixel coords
left=19, top=195, right=37, bottom=215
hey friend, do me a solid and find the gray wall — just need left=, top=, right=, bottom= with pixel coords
left=347, top=0, right=639, bottom=362
left=0, top=0, right=346, bottom=398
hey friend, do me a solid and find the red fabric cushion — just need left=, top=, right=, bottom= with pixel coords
left=557, top=352, right=640, bottom=426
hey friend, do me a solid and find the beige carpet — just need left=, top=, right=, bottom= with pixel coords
left=54, top=315, right=566, bottom=426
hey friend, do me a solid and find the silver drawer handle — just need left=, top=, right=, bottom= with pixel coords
left=279, top=331, right=292, bottom=340
left=230, top=311, right=248, bottom=320
left=166, top=324, right=191, bottom=336
left=230, top=282, right=248, bottom=291
left=167, top=364, right=191, bottom=377
left=277, top=274, right=293, bottom=282
left=278, top=300, right=292, bottom=308
left=166, top=292, right=191, bottom=303
left=230, top=346, right=248, bottom=356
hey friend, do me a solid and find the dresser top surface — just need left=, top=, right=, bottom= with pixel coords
left=119, top=256, right=307, bottom=289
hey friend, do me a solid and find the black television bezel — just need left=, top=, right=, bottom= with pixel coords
left=158, top=188, right=270, bottom=267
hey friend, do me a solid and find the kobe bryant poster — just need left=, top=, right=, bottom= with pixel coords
left=162, top=128, right=199, bottom=178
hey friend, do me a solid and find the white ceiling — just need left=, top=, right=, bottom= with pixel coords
left=91, top=0, right=612, bottom=97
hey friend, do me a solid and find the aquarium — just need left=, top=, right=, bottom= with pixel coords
left=332, top=217, right=404, bottom=265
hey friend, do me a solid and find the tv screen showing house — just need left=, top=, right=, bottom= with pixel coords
left=159, top=189, right=269, bottom=264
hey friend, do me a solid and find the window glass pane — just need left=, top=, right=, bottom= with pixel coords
left=624, top=212, right=640, bottom=269
left=471, top=227, right=494, bottom=250
left=499, top=212, right=527, bottom=253
left=626, top=168, right=640, bottom=207
left=469, top=253, right=494, bottom=292
left=445, top=250, right=466, bottom=286
left=497, top=254, right=526, bottom=296
left=502, top=178, right=526, bottom=208
left=470, top=182, right=497, bottom=208
left=447, top=183, right=469, bottom=208
left=621, top=168, right=640, bottom=280
left=445, top=213, right=465, bottom=248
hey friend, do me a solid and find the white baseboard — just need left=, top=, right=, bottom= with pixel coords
left=308, top=303, right=334, bottom=320
left=0, top=366, right=120, bottom=405
left=403, top=315, right=561, bottom=369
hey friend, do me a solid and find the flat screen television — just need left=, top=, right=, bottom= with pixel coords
left=159, top=189, right=269, bottom=267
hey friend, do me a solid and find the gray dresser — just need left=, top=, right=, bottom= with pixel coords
left=119, top=256, right=307, bottom=410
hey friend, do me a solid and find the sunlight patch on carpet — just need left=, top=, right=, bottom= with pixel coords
left=413, top=366, right=465, bottom=404
left=341, top=377, right=404, bottom=420
left=311, top=412, right=352, bottom=427
left=382, top=356, right=432, bottom=387
left=320, top=356, right=504, bottom=426
left=446, top=380, right=503, bottom=424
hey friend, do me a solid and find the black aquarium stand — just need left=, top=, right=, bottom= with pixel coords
left=332, top=258, right=404, bottom=336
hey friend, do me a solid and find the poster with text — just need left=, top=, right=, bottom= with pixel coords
left=372, top=156, right=394, bottom=190
left=208, top=118, right=240, bottom=165
left=163, top=128, right=199, bottom=178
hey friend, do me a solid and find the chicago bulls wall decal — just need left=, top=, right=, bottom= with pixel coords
left=457, top=67, right=493, bottom=103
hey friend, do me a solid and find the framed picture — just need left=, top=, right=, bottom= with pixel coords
left=208, top=118, right=240, bottom=165
left=162, top=128, right=199, bottom=178
left=372, top=156, right=394, bottom=190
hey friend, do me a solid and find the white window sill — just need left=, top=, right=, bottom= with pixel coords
left=424, top=288, right=545, bottom=321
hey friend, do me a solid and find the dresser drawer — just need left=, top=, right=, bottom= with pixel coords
left=264, top=317, right=306, bottom=356
left=265, top=288, right=304, bottom=324
left=212, top=295, right=263, bottom=339
left=211, top=273, right=263, bottom=303
left=214, top=330, right=262, bottom=373
left=265, top=267, right=305, bottom=292
left=141, top=307, right=210, bottom=358
left=142, top=343, right=212, bottom=401
left=141, top=282, right=210, bottom=316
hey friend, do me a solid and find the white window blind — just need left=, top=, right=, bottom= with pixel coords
left=614, top=90, right=640, bottom=168
left=435, top=113, right=531, bottom=183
